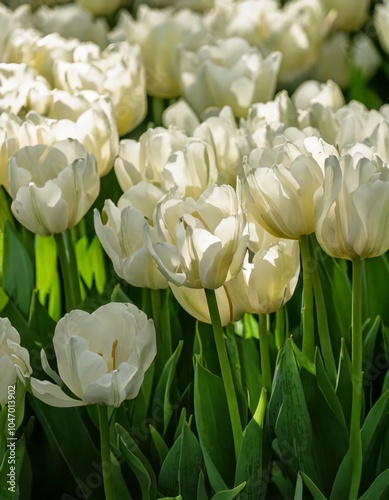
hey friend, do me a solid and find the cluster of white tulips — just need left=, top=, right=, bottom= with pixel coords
left=1, top=0, right=389, bottom=499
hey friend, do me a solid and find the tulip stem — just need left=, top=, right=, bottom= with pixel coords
left=205, top=288, right=242, bottom=459
left=349, top=258, right=363, bottom=500
left=258, top=314, right=272, bottom=393
left=97, top=404, right=116, bottom=500
left=275, top=307, right=285, bottom=350
left=299, top=234, right=315, bottom=362
left=54, top=231, right=81, bottom=312
left=151, top=289, right=172, bottom=374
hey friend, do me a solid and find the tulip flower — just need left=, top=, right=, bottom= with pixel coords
left=31, top=303, right=157, bottom=407
left=0, top=317, right=32, bottom=405
left=243, top=148, right=324, bottom=239
left=179, top=36, right=281, bottom=119
left=54, top=42, right=147, bottom=136
left=321, top=0, right=369, bottom=31
left=315, top=153, right=389, bottom=261
left=227, top=240, right=300, bottom=315
left=145, top=184, right=249, bottom=290
left=94, top=183, right=168, bottom=290
left=110, top=6, right=206, bottom=98
left=9, top=139, right=100, bottom=236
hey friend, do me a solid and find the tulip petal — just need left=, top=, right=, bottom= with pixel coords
left=30, top=378, right=87, bottom=407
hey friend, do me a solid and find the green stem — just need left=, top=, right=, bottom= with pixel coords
left=299, top=234, right=315, bottom=362
left=205, top=288, right=242, bottom=458
left=258, top=314, right=272, bottom=393
left=152, top=97, right=165, bottom=127
left=54, top=231, right=81, bottom=311
left=349, top=259, right=363, bottom=500
left=311, top=269, right=337, bottom=386
left=275, top=307, right=285, bottom=350
left=97, top=405, right=116, bottom=500
left=161, top=289, right=173, bottom=363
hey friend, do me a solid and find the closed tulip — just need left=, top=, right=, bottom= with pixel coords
left=145, top=184, right=249, bottom=289
left=31, top=303, right=157, bottom=407
left=315, top=154, right=389, bottom=260
left=321, top=0, right=369, bottom=31
left=226, top=240, right=300, bottom=314
left=9, top=139, right=100, bottom=236
left=244, top=147, right=324, bottom=239
left=0, top=317, right=32, bottom=405
left=94, top=183, right=168, bottom=290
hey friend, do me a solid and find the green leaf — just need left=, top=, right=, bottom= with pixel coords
left=28, top=397, right=103, bottom=498
left=273, top=340, right=317, bottom=481
left=361, top=390, right=389, bottom=461
left=178, top=423, right=204, bottom=499
left=335, top=339, right=353, bottom=429
left=158, top=433, right=182, bottom=497
left=35, top=235, right=61, bottom=321
left=315, top=350, right=346, bottom=429
left=149, top=425, right=169, bottom=467
left=237, top=336, right=262, bottom=414
left=235, top=416, right=265, bottom=499
left=363, top=255, right=389, bottom=324
left=197, top=471, right=209, bottom=500
left=3, top=222, right=34, bottom=316
left=194, top=358, right=235, bottom=489
left=301, top=472, right=327, bottom=500
left=211, top=482, right=246, bottom=499
left=330, top=449, right=352, bottom=500
left=0, top=433, right=26, bottom=499
left=358, top=469, right=389, bottom=500
left=294, top=474, right=303, bottom=500
left=152, top=341, right=183, bottom=436
left=363, top=316, right=381, bottom=367
left=117, top=424, right=157, bottom=500
left=110, top=448, right=132, bottom=500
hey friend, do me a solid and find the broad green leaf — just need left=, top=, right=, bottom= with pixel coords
left=117, top=425, right=156, bottom=500
left=194, top=358, right=235, bottom=488
left=301, top=472, right=327, bottom=500
left=3, top=222, right=34, bottom=316
left=28, top=397, right=103, bottom=499
left=363, top=316, right=381, bottom=368
left=110, top=447, right=132, bottom=500
left=358, top=469, right=389, bottom=500
left=35, top=235, right=61, bottom=320
left=363, top=255, right=389, bottom=325
left=158, top=433, right=182, bottom=497
left=152, top=341, right=183, bottom=436
left=273, top=340, right=317, bottom=481
left=226, top=325, right=248, bottom=427
left=178, top=423, right=204, bottom=499
left=291, top=337, right=316, bottom=375
left=235, top=416, right=265, bottom=499
left=211, top=482, right=246, bottom=500
left=195, top=321, right=220, bottom=376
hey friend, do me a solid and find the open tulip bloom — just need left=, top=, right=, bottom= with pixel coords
left=31, top=303, right=157, bottom=408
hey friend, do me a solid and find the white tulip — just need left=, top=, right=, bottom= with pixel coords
left=9, top=139, right=100, bottom=236
left=226, top=240, right=300, bottom=314
left=145, top=184, right=249, bottom=289
left=109, top=6, right=206, bottom=98
left=321, top=0, right=369, bottom=31
left=31, top=303, right=157, bottom=407
left=54, top=41, right=147, bottom=136
left=375, top=1, right=389, bottom=55
left=162, top=99, right=200, bottom=135
left=315, top=154, right=389, bottom=260
left=0, top=317, right=32, bottom=405
left=94, top=183, right=168, bottom=290
left=179, top=36, right=281, bottom=119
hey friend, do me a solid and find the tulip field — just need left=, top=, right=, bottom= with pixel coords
left=1, top=0, right=389, bottom=499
